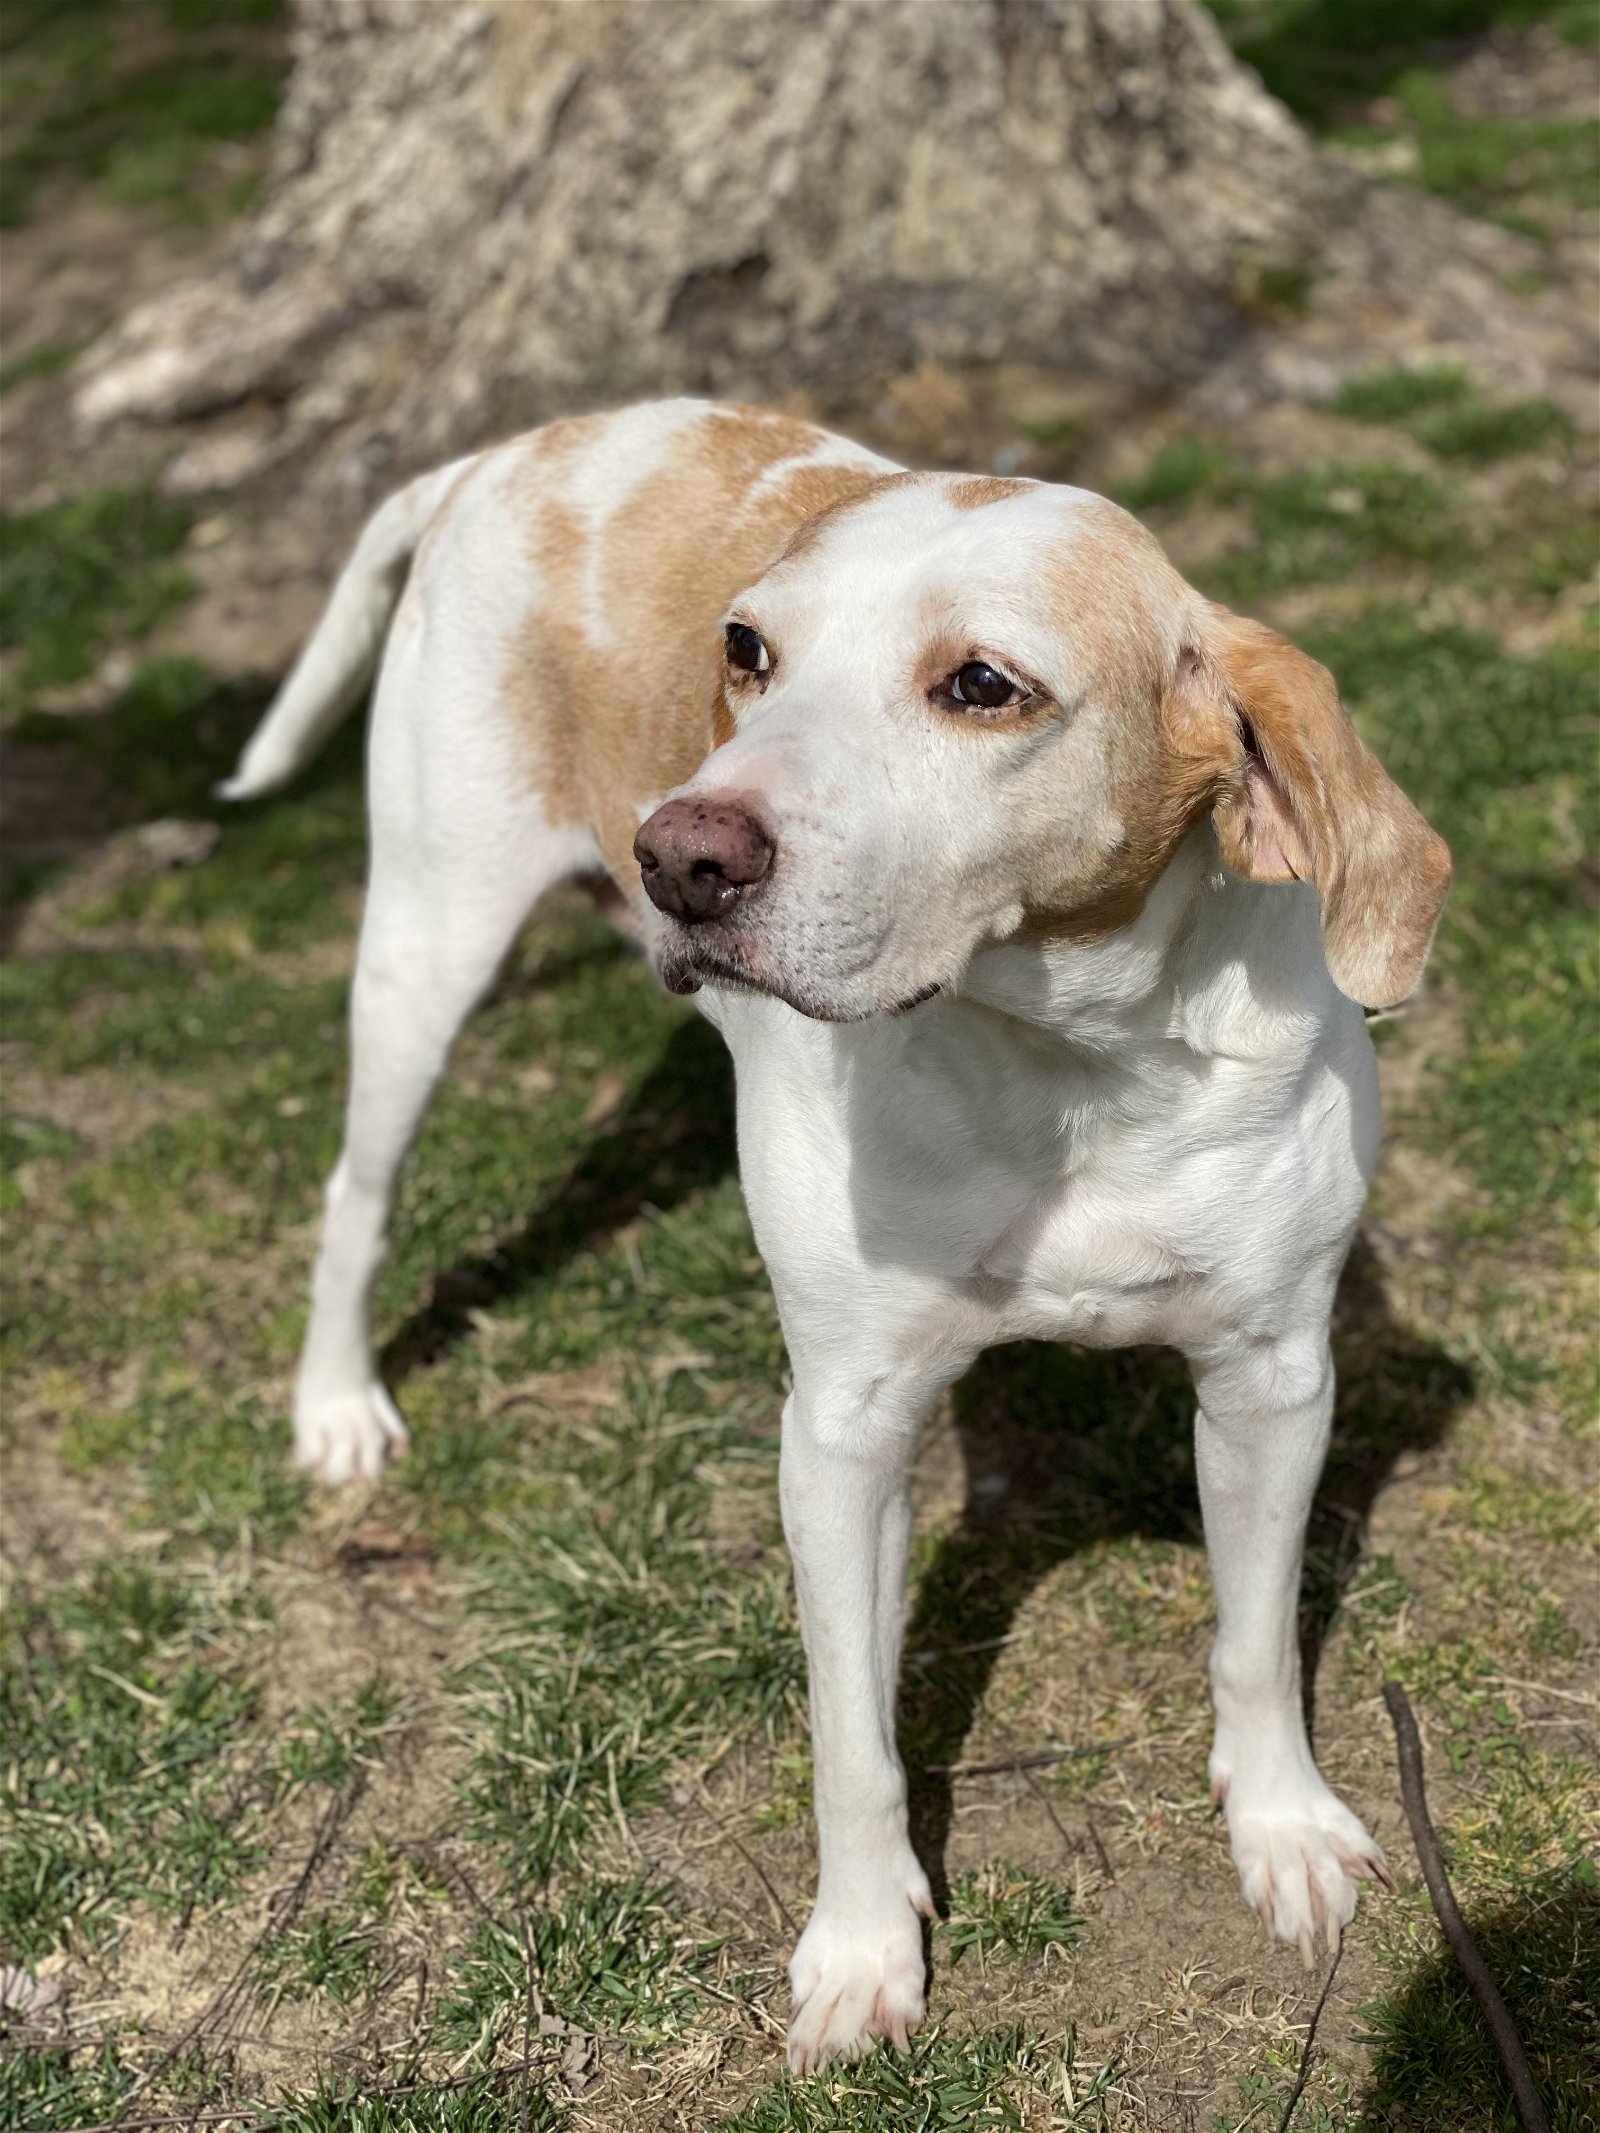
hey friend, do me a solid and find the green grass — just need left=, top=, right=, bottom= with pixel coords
left=1333, top=363, right=1574, bottom=462
left=1360, top=1831, right=1599, bottom=2128
left=0, top=2038, right=137, bottom=2133
left=271, top=2073, right=568, bottom=2133
left=1304, top=611, right=1597, bottom=1231
left=0, top=0, right=286, bottom=229
left=458, top=1375, right=803, bottom=1903
left=1208, top=461, right=1471, bottom=598
left=0, top=489, right=195, bottom=695
left=939, top=1865, right=1083, bottom=1967
left=0, top=1565, right=266, bottom=1956
left=0, top=1575, right=409, bottom=1966
left=1204, top=0, right=1599, bottom=233
left=718, top=2026, right=1117, bottom=2131
left=0, top=337, right=87, bottom=396
left=439, top=1877, right=725, bottom=2051
left=1116, top=437, right=1239, bottom=512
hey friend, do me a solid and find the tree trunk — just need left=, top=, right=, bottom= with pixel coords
left=73, top=0, right=1549, bottom=527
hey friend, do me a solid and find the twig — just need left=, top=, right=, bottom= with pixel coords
left=1382, top=1681, right=1551, bottom=2133
left=928, top=1734, right=1132, bottom=1779
left=112, top=1783, right=360, bottom=2122
left=1019, top=1766, right=1077, bottom=1855
left=693, top=1779, right=797, bottom=1935
left=518, top=1905, right=540, bottom=2133
left=1482, top=1675, right=1599, bottom=1709
left=1082, top=1804, right=1116, bottom=1886
left=1271, top=1941, right=1343, bottom=2133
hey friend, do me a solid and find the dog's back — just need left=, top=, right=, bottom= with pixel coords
left=228, top=399, right=898, bottom=895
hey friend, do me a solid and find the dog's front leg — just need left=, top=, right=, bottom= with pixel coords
left=1190, top=1334, right=1390, bottom=1962
left=780, top=1378, right=935, bottom=2073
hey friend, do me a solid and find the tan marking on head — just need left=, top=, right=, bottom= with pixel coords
left=771, top=469, right=919, bottom=567
left=497, top=407, right=901, bottom=896
left=1005, top=504, right=1229, bottom=944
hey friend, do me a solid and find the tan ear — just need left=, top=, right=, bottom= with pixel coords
left=1179, top=606, right=1451, bottom=1008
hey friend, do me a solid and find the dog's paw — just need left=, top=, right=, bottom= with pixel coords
left=293, top=1384, right=409, bottom=1485
left=787, top=1869, right=933, bottom=2075
left=1217, top=1765, right=1390, bottom=1964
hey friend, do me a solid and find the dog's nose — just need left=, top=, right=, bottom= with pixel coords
left=634, top=795, right=775, bottom=923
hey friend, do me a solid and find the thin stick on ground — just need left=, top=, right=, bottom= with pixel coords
left=1382, top=1680, right=1551, bottom=2133
left=928, top=1735, right=1134, bottom=1779
left=1271, top=1941, right=1343, bottom=2133
left=693, top=1776, right=797, bottom=1936
left=110, top=1783, right=361, bottom=2123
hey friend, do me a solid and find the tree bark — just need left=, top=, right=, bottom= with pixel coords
left=75, top=0, right=1351, bottom=493
left=74, top=0, right=1562, bottom=530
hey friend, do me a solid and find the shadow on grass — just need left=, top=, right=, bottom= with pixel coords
left=1358, top=1865, right=1599, bottom=2129
left=0, top=658, right=344, bottom=952
left=900, top=1236, right=1475, bottom=1904
left=379, top=1012, right=738, bottom=1381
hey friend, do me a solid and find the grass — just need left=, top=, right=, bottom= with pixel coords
left=0, top=488, right=194, bottom=695
left=0, top=1565, right=266, bottom=1957
left=1302, top=611, right=1597, bottom=1231
left=2, top=456, right=1594, bottom=2133
left=1204, top=1, right=1599, bottom=235
left=1332, top=363, right=1574, bottom=461
left=0, top=0, right=286, bottom=230
left=1, top=0, right=1596, bottom=2125
left=939, top=1866, right=1083, bottom=1968
left=717, top=2026, right=1118, bottom=2131
left=271, top=2074, right=569, bottom=2133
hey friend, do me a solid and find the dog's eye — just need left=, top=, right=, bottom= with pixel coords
left=948, top=661, right=1022, bottom=711
left=725, top=622, right=771, bottom=676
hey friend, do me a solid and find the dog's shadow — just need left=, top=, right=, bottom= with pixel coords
left=381, top=1022, right=1471, bottom=1911
left=380, top=1006, right=737, bottom=1379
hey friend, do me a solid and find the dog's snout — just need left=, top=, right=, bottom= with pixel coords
left=634, top=795, right=775, bottom=923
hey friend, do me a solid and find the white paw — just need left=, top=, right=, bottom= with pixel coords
left=293, top=1383, right=409, bottom=1485
left=787, top=1868, right=933, bottom=2075
left=1215, top=1759, right=1391, bottom=1964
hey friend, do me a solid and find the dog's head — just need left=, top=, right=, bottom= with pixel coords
left=634, top=475, right=1449, bottom=1021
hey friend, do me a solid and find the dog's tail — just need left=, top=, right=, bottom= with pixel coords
left=218, top=457, right=472, bottom=802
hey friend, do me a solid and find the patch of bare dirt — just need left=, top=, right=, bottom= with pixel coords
left=0, top=1415, right=126, bottom=1596
left=1, top=188, right=243, bottom=508
left=2, top=1054, right=213, bottom=1159
left=1448, top=23, right=1600, bottom=124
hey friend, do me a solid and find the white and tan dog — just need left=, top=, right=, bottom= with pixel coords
left=224, top=400, right=1449, bottom=2072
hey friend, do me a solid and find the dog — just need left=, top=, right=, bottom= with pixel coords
left=223, top=398, right=1450, bottom=2072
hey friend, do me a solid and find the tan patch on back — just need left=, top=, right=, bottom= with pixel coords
left=945, top=474, right=1033, bottom=511
left=500, top=407, right=897, bottom=893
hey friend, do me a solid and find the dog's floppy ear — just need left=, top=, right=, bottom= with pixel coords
left=1172, top=605, right=1451, bottom=1008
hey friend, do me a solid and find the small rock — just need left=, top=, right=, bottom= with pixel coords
left=134, top=818, right=221, bottom=869
left=0, top=1966, right=62, bottom=2016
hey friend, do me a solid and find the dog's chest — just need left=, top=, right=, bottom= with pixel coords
left=973, top=1148, right=1209, bottom=1350
left=852, top=1040, right=1221, bottom=1352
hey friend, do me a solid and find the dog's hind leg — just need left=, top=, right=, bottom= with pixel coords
left=293, top=633, right=600, bottom=1484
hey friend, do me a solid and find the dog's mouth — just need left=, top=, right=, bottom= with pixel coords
left=657, top=930, right=940, bottom=1023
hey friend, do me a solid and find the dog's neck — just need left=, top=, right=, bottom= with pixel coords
left=960, top=823, right=1342, bottom=1064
